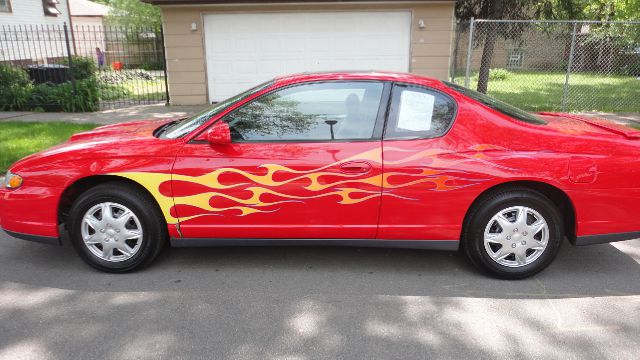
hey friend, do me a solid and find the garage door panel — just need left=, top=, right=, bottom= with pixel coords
left=308, top=38, right=335, bottom=53
left=232, top=61, right=256, bottom=75
left=282, top=59, right=308, bottom=74
left=282, top=16, right=309, bottom=30
left=209, top=60, right=233, bottom=76
left=204, top=11, right=411, bottom=102
left=257, top=39, right=282, bottom=54
left=308, top=21, right=329, bottom=33
left=256, top=60, right=282, bottom=74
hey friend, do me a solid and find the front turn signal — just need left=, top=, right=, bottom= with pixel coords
left=5, top=172, right=23, bottom=189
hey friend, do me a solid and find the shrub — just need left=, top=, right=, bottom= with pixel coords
left=72, top=56, right=98, bottom=80
left=0, top=65, right=34, bottom=111
left=0, top=85, right=33, bottom=111
left=469, top=68, right=512, bottom=82
left=31, top=78, right=99, bottom=112
left=0, top=63, right=99, bottom=112
left=56, top=56, right=98, bottom=80
left=0, top=64, right=32, bottom=87
left=72, top=78, right=100, bottom=112
left=29, top=83, right=53, bottom=110
left=489, top=68, right=512, bottom=81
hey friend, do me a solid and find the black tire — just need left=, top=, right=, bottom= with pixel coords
left=68, top=182, right=167, bottom=273
left=462, top=187, right=563, bottom=279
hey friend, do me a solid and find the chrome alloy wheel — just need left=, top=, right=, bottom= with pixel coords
left=81, top=202, right=143, bottom=262
left=483, top=206, right=549, bottom=268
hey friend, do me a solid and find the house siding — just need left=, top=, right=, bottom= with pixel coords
left=0, top=0, right=71, bottom=25
left=0, top=1, right=73, bottom=62
left=160, top=2, right=455, bottom=105
left=71, top=16, right=107, bottom=59
left=454, top=28, right=568, bottom=74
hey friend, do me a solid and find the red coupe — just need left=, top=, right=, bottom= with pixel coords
left=2, top=72, right=639, bottom=278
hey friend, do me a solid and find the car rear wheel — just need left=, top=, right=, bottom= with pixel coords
left=462, top=187, right=563, bottom=279
left=68, top=182, right=167, bottom=273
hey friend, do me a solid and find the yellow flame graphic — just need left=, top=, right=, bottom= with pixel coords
left=112, top=146, right=504, bottom=224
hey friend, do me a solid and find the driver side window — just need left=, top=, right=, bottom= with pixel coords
left=221, top=81, right=384, bottom=142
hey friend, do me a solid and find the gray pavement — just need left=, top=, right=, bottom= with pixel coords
left=0, top=104, right=208, bottom=125
left=0, top=231, right=639, bottom=359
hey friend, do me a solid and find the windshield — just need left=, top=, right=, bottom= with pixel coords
left=160, top=80, right=275, bottom=139
left=444, top=82, right=546, bottom=125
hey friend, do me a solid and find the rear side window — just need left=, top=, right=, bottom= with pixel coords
left=444, top=81, right=546, bottom=125
left=385, top=85, right=456, bottom=139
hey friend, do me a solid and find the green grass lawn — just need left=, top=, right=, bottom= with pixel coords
left=0, top=122, right=99, bottom=173
left=454, top=71, right=640, bottom=112
left=99, top=78, right=166, bottom=102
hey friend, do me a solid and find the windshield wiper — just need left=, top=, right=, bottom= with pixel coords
left=154, top=118, right=186, bottom=138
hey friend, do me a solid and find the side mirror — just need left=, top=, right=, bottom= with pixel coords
left=206, top=122, right=231, bottom=145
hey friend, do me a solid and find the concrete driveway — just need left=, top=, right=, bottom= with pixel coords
left=0, top=232, right=639, bottom=360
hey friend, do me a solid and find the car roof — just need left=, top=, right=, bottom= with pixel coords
left=274, top=71, right=446, bottom=88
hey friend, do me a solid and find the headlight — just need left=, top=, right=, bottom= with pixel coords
left=4, top=171, right=23, bottom=189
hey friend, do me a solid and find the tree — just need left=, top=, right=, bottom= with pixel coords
left=535, top=0, right=640, bottom=21
left=535, top=0, right=640, bottom=71
left=456, top=0, right=535, bottom=93
left=456, top=0, right=640, bottom=92
left=534, top=0, right=585, bottom=20
left=95, top=0, right=162, bottom=29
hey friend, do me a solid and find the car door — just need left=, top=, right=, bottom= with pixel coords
left=172, top=80, right=391, bottom=239
left=378, top=83, right=462, bottom=240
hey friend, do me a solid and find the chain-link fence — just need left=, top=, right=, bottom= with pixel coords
left=451, top=19, right=640, bottom=113
left=0, top=23, right=168, bottom=111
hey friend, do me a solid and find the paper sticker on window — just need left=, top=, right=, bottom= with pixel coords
left=397, top=90, right=435, bottom=132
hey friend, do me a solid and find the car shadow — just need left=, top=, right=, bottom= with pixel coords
left=1, top=233, right=639, bottom=299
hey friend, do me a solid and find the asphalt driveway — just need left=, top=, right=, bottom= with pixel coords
left=0, top=232, right=639, bottom=360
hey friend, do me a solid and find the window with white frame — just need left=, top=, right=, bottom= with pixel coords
left=0, top=0, right=12, bottom=13
left=506, top=49, right=524, bottom=69
left=42, top=0, right=61, bottom=16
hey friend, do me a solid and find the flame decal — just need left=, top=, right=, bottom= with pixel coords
left=112, top=146, right=514, bottom=224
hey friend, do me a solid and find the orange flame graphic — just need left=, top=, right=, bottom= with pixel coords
left=112, top=146, right=511, bottom=224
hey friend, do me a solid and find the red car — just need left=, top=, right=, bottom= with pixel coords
left=1, top=71, right=639, bottom=278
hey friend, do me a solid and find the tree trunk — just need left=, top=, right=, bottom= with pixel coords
left=477, top=30, right=497, bottom=94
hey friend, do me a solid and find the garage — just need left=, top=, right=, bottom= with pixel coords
left=203, top=11, right=412, bottom=102
left=145, top=0, right=455, bottom=105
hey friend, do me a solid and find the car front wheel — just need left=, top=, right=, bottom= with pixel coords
left=462, top=187, right=563, bottom=279
left=68, top=182, right=167, bottom=273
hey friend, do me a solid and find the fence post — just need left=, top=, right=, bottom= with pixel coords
left=464, top=17, right=475, bottom=88
left=159, top=25, right=170, bottom=106
left=562, top=22, right=578, bottom=112
left=450, top=20, right=459, bottom=82
left=63, top=22, right=77, bottom=101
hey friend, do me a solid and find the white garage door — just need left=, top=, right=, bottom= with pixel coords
left=203, top=11, right=412, bottom=102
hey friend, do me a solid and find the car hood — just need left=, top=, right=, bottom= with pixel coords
left=68, top=119, right=177, bottom=142
left=9, top=118, right=182, bottom=172
left=538, top=112, right=640, bottom=140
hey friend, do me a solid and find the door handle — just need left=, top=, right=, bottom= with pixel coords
left=340, top=161, right=372, bottom=174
